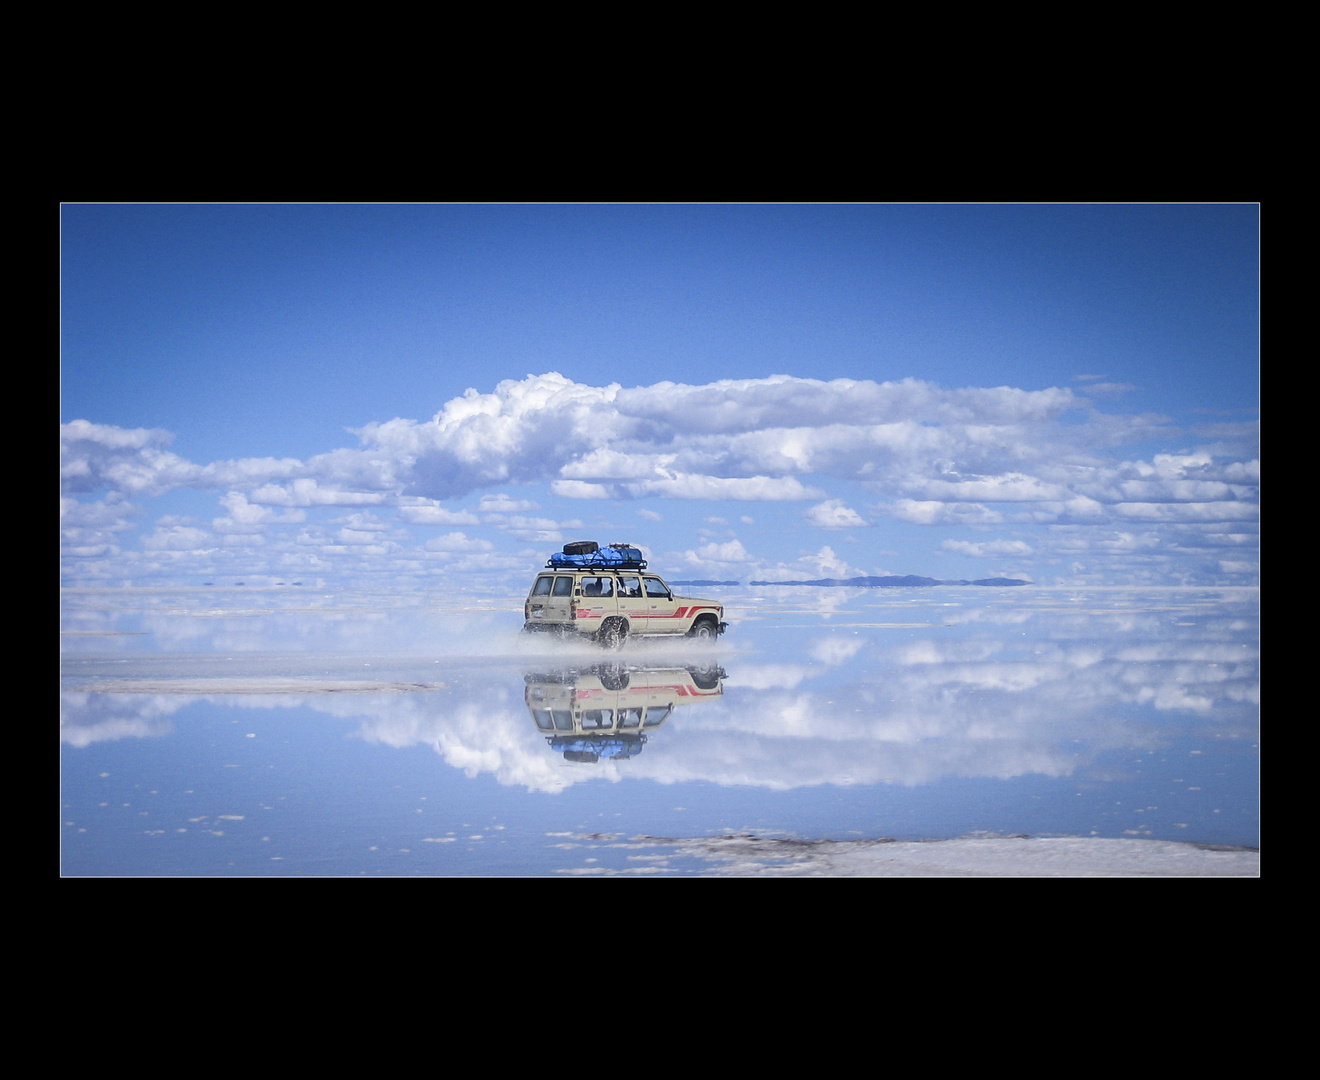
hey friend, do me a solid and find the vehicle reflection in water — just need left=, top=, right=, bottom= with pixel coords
left=525, top=662, right=726, bottom=764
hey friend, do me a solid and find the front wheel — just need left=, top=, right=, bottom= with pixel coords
left=688, top=619, right=719, bottom=643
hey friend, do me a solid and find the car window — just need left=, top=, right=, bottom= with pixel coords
left=552, top=576, right=573, bottom=597
left=644, top=704, right=673, bottom=727
left=531, top=576, right=553, bottom=596
left=644, top=577, right=670, bottom=598
left=580, top=576, right=613, bottom=597
left=619, top=575, right=643, bottom=598
left=581, top=709, right=613, bottom=730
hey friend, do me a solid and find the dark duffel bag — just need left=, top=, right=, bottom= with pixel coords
left=563, top=541, right=599, bottom=556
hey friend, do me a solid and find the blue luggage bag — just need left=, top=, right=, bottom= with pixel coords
left=547, top=542, right=646, bottom=569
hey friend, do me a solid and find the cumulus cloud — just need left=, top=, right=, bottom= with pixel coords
left=141, top=523, right=213, bottom=551
left=61, top=421, right=200, bottom=496
left=65, top=375, right=1252, bottom=528
left=687, top=539, right=756, bottom=565
left=340, top=374, right=1102, bottom=509
left=247, top=478, right=387, bottom=507
left=61, top=493, right=140, bottom=558
left=891, top=500, right=1005, bottom=525
left=61, top=373, right=1260, bottom=586
left=716, top=544, right=864, bottom=583
left=424, top=531, right=494, bottom=552
left=805, top=499, right=869, bottom=529
left=550, top=480, right=613, bottom=500
left=631, top=472, right=823, bottom=501
left=213, top=493, right=306, bottom=534
left=903, top=473, right=1071, bottom=503
left=1110, top=501, right=1259, bottom=522
left=396, top=503, right=481, bottom=526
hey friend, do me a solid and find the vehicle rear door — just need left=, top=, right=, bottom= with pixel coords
left=574, top=575, right=614, bottom=634
left=544, top=574, right=575, bottom=625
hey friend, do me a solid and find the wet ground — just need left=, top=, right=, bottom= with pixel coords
left=60, top=584, right=1259, bottom=876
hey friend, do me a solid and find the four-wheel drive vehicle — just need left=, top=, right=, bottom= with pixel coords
left=523, top=561, right=727, bottom=647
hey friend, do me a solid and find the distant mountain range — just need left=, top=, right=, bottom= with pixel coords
left=669, top=580, right=743, bottom=587
left=671, top=576, right=1029, bottom=588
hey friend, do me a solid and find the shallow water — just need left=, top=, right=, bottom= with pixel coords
left=60, top=584, right=1259, bottom=876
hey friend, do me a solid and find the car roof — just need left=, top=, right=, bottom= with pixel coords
left=542, top=568, right=656, bottom=574
left=539, top=568, right=658, bottom=576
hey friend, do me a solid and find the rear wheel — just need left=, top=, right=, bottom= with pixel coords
left=599, top=663, right=630, bottom=691
left=598, top=619, right=627, bottom=651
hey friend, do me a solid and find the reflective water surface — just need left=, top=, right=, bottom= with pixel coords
left=60, top=585, right=1259, bottom=876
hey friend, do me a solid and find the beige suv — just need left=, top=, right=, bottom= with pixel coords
left=523, top=568, right=727, bottom=648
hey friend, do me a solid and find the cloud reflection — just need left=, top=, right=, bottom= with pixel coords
left=62, top=589, right=1258, bottom=802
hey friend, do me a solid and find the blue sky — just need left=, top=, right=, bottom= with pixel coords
left=61, top=204, right=1259, bottom=589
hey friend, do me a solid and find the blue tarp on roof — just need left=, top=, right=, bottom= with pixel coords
left=547, top=545, right=646, bottom=569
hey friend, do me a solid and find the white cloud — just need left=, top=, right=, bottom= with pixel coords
left=65, top=377, right=1250, bottom=531
left=338, top=529, right=386, bottom=546
left=629, top=473, right=823, bottom=501
left=1111, top=502, right=1258, bottom=522
left=424, top=532, right=494, bottom=552
left=249, top=479, right=387, bottom=507
left=344, top=374, right=1092, bottom=509
left=550, top=480, right=613, bottom=500
left=61, top=493, right=139, bottom=559
left=904, top=473, right=1070, bottom=503
left=335, top=512, right=392, bottom=534
left=559, top=448, right=672, bottom=481
left=891, top=500, right=1004, bottom=525
left=941, top=539, right=1034, bottom=558
left=688, top=539, right=755, bottom=564
left=477, top=494, right=540, bottom=513
left=61, top=374, right=1260, bottom=587
left=489, top=515, right=569, bottom=542
left=805, top=499, right=869, bottom=529
left=397, top=503, right=481, bottom=526
left=213, top=493, right=306, bottom=533
left=141, top=524, right=212, bottom=551
left=802, top=545, right=853, bottom=577
left=61, top=421, right=199, bottom=496
left=680, top=537, right=845, bottom=580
